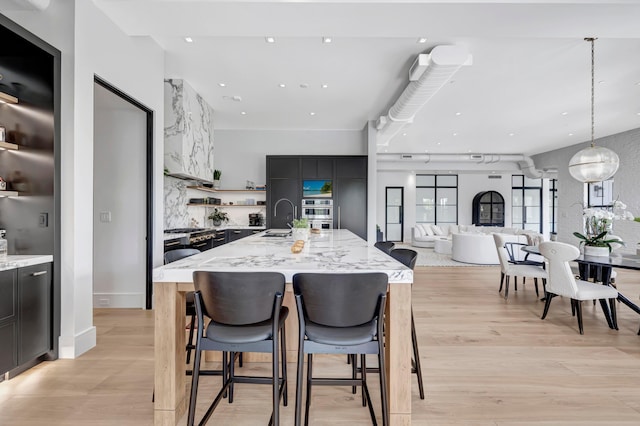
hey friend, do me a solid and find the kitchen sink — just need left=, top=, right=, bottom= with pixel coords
left=262, top=231, right=291, bottom=238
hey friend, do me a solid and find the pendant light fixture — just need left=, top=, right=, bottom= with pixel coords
left=568, top=37, right=620, bottom=183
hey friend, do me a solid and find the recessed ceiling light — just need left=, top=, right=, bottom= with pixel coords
left=184, top=37, right=193, bottom=43
left=218, top=83, right=226, bottom=87
left=417, top=37, right=428, bottom=44
left=491, top=171, right=496, bottom=174
left=265, top=36, right=276, bottom=43
left=598, top=80, right=605, bottom=84
left=509, top=133, right=515, bottom=136
left=467, top=150, right=472, bottom=153
left=636, top=112, right=640, bottom=115
left=279, top=83, right=286, bottom=88
left=402, top=133, right=407, bottom=136
left=241, top=111, right=247, bottom=115
left=321, top=84, right=328, bottom=89
left=384, top=149, right=388, bottom=153
left=568, top=133, right=574, bottom=136
left=309, top=112, right=316, bottom=116
left=636, top=82, right=640, bottom=85
left=424, top=149, right=428, bottom=153
left=437, top=142, right=441, bottom=145
left=452, top=132, right=458, bottom=136
left=322, top=37, right=332, bottom=44
left=561, top=111, right=568, bottom=116
left=455, top=112, right=461, bottom=116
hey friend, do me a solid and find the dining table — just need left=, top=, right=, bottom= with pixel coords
left=152, top=229, right=414, bottom=426
left=523, top=244, right=640, bottom=331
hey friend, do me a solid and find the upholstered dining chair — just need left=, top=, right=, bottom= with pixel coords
left=293, top=272, right=389, bottom=426
left=492, top=234, right=547, bottom=299
left=538, top=242, right=618, bottom=335
left=187, top=271, right=288, bottom=426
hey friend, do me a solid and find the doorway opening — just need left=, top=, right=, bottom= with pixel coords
left=93, top=76, right=154, bottom=309
left=385, top=187, right=404, bottom=242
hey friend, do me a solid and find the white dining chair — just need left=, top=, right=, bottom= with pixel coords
left=539, top=242, right=618, bottom=335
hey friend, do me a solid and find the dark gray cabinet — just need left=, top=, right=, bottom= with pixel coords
left=18, top=264, right=52, bottom=364
left=0, top=269, right=18, bottom=374
left=226, top=228, right=262, bottom=243
left=0, top=262, right=52, bottom=376
left=335, top=157, right=368, bottom=239
left=302, top=158, right=333, bottom=179
left=267, top=156, right=367, bottom=238
left=267, top=156, right=301, bottom=229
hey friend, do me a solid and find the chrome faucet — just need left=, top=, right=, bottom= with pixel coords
left=273, top=198, right=297, bottom=227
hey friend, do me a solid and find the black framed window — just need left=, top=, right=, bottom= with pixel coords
left=415, top=174, right=458, bottom=225
left=511, top=175, right=542, bottom=232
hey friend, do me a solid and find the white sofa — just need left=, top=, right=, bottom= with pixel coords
left=411, top=223, right=460, bottom=248
left=452, top=233, right=502, bottom=264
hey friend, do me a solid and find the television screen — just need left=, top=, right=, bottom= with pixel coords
left=302, top=180, right=332, bottom=198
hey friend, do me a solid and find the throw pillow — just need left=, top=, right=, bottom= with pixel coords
left=431, top=224, right=444, bottom=236
left=414, top=225, right=426, bottom=237
left=422, top=224, right=435, bottom=236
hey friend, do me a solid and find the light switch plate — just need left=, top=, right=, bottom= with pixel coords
left=100, top=211, right=112, bottom=223
left=39, top=213, right=48, bottom=227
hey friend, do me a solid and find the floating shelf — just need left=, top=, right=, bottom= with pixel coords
left=0, top=191, right=19, bottom=197
left=0, top=141, right=19, bottom=151
left=187, top=186, right=265, bottom=193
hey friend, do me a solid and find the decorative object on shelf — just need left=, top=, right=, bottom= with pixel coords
left=291, top=218, right=310, bottom=242
left=207, top=208, right=229, bottom=226
left=246, top=180, right=255, bottom=190
left=213, top=169, right=222, bottom=189
left=568, top=38, right=619, bottom=183
left=0, top=177, right=5, bottom=191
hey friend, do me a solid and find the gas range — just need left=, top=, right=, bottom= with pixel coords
left=165, top=228, right=218, bottom=245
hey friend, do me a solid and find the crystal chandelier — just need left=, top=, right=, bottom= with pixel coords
left=568, top=38, right=620, bottom=183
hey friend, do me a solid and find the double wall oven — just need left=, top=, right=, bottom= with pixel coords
left=301, top=199, right=333, bottom=230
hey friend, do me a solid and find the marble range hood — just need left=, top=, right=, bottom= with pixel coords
left=164, top=79, right=214, bottom=183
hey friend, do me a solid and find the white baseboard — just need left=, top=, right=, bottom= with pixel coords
left=58, top=326, right=97, bottom=359
left=93, top=292, right=145, bottom=309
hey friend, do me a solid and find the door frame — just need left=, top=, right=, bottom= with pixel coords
left=94, top=76, right=155, bottom=309
left=385, top=186, right=404, bottom=242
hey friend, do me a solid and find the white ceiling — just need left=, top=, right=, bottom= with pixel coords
left=93, top=0, right=640, bottom=156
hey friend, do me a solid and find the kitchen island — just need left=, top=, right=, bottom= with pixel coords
left=152, top=229, right=413, bottom=426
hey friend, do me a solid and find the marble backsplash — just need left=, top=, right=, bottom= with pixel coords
left=164, top=176, right=189, bottom=229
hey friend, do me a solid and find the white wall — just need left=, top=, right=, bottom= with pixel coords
left=533, top=127, right=640, bottom=252
left=7, top=0, right=165, bottom=358
left=214, top=129, right=367, bottom=188
left=93, top=85, right=147, bottom=309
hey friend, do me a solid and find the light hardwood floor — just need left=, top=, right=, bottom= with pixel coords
left=1, top=266, right=640, bottom=425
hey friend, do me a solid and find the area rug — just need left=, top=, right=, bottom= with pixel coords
left=395, top=243, right=494, bottom=267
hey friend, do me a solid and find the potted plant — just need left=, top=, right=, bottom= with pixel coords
left=213, top=169, right=222, bottom=189
left=207, top=208, right=229, bottom=227
left=573, top=230, right=623, bottom=257
left=291, top=218, right=310, bottom=242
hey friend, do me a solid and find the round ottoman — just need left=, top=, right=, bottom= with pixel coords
left=434, top=238, right=452, bottom=255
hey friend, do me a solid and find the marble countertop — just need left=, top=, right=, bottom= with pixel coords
left=154, top=229, right=412, bottom=284
left=0, top=255, right=53, bottom=272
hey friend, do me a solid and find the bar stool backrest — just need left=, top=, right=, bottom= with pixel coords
left=164, top=248, right=200, bottom=264
left=389, top=248, right=418, bottom=270
left=293, top=273, right=388, bottom=328
left=193, top=271, right=285, bottom=326
left=374, top=241, right=395, bottom=255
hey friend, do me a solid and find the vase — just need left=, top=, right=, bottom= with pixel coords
left=291, top=228, right=309, bottom=242
left=212, top=219, right=222, bottom=227
left=584, top=245, right=609, bottom=257
left=213, top=179, right=221, bottom=189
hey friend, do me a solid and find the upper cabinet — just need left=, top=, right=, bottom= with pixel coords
left=302, top=158, right=333, bottom=179
left=164, top=79, right=215, bottom=183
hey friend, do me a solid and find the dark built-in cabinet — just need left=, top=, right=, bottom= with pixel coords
left=0, top=263, right=52, bottom=376
left=266, top=155, right=368, bottom=240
